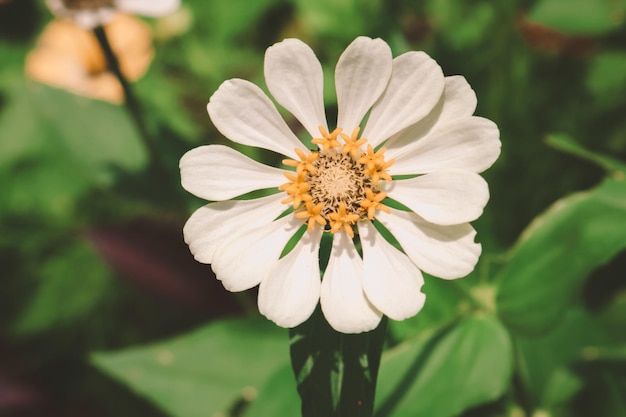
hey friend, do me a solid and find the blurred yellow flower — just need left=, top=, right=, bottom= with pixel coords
left=25, top=13, right=153, bottom=104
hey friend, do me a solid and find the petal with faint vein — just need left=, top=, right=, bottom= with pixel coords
left=211, top=216, right=302, bottom=292
left=363, top=51, right=444, bottom=147
left=382, top=170, right=489, bottom=225
left=258, top=227, right=322, bottom=328
left=320, top=232, right=382, bottom=333
left=386, top=75, right=477, bottom=154
left=358, top=221, right=425, bottom=321
left=388, top=116, right=501, bottom=175
left=207, top=79, right=304, bottom=159
left=264, top=39, right=327, bottom=138
left=180, top=145, right=285, bottom=201
left=377, top=210, right=481, bottom=279
left=335, top=37, right=392, bottom=134
left=183, top=193, right=286, bottom=264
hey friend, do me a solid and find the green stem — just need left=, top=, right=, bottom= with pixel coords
left=290, top=308, right=388, bottom=417
left=92, top=25, right=171, bottom=186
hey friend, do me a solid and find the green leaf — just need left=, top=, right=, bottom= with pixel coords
left=187, top=0, right=283, bottom=42
left=289, top=308, right=388, bottom=417
left=292, top=0, right=384, bottom=42
left=426, top=0, right=495, bottom=49
left=496, top=176, right=626, bottom=335
left=246, top=364, right=301, bottom=417
left=586, top=52, right=626, bottom=107
left=387, top=276, right=463, bottom=342
left=0, top=78, right=147, bottom=217
left=92, top=318, right=288, bottom=417
left=515, top=309, right=604, bottom=409
left=375, top=315, right=512, bottom=417
left=546, top=133, right=626, bottom=174
left=527, top=0, right=626, bottom=36
left=12, top=242, right=113, bottom=334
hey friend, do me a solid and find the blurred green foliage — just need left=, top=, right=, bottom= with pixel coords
left=1, top=0, right=625, bottom=416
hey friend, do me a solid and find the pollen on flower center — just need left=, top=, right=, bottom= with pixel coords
left=308, top=149, right=368, bottom=216
left=61, top=0, right=114, bottom=10
left=280, top=126, right=394, bottom=237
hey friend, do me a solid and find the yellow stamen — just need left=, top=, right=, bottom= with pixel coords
left=282, top=148, right=319, bottom=174
left=360, top=188, right=390, bottom=220
left=279, top=171, right=311, bottom=209
left=294, top=201, right=326, bottom=232
left=357, top=145, right=395, bottom=185
left=328, top=202, right=360, bottom=238
left=312, top=126, right=342, bottom=151
left=340, top=127, right=368, bottom=159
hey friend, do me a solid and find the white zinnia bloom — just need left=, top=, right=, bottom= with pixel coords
left=46, top=0, right=180, bottom=29
left=180, top=37, right=501, bottom=334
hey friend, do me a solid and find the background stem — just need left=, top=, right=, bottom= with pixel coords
left=92, top=25, right=172, bottom=186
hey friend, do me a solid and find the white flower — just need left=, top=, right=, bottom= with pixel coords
left=46, top=0, right=180, bottom=29
left=180, top=37, right=501, bottom=334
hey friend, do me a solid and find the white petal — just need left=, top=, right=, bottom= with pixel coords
left=75, top=9, right=115, bottom=28
left=358, top=222, right=426, bottom=321
left=388, top=116, right=501, bottom=175
left=183, top=193, right=286, bottom=264
left=211, top=216, right=302, bottom=292
left=264, top=39, right=327, bottom=138
left=320, top=232, right=382, bottom=333
left=180, top=145, right=285, bottom=201
left=207, top=79, right=304, bottom=159
left=258, top=227, right=322, bottom=328
left=335, top=37, right=392, bottom=134
left=45, top=0, right=64, bottom=14
left=382, top=170, right=489, bottom=225
left=116, top=0, right=180, bottom=16
left=377, top=210, right=481, bottom=279
left=438, top=75, right=477, bottom=120
left=386, top=75, right=477, bottom=156
left=363, top=51, right=445, bottom=147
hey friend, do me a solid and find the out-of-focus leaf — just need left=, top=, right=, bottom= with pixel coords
left=586, top=52, right=626, bottom=107
left=246, top=364, right=300, bottom=417
left=527, top=0, right=626, bottom=36
left=375, top=315, right=512, bottom=417
left=426, top=0, right=495, bottom=49
left=92, top=318, right=288, bottom=417
left=515, top=309, right=606, bottom=410
left=12, top=242, right=113, bottom=334
left=546, top=133, right=626, bottom=174
left=292, top=0, right=383, bottom=43
left=597, top=290, right=626, bottom=346
left=0, top=78, right=147, bottom=217
left=86, top=217, right=244, bottom=315
left=188, top=0, right=283, bottom=43
left=134, top=68, right=200, bottom=143
left=496, top=176, right=626, bottom=335
left=387, top=276, right=463, bottom=342
left=542, top=368, right=583, bottom=410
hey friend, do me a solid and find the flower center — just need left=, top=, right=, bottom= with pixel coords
left=280, top=127, right=394, bottom=238
left=309, top=149, right=368, bottom=217
left=61, top=0, right=114, bottom=10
